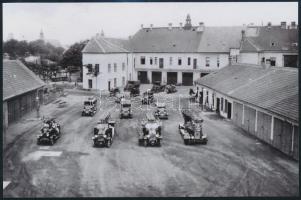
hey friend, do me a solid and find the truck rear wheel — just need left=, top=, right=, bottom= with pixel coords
left=184, top=139, right=189, bottom=145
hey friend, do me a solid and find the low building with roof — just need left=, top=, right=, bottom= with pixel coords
left=239, top=21, right=298, bottom=68
left=196, top=64, right=298, bottom=160
left=3, top=60, right=45, bottom=129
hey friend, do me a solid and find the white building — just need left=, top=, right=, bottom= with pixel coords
left=82, top=35, right=134, bottom=91
left=82, top=16, right=298, bottom=90
left=239, top=21, right=298, bottom=68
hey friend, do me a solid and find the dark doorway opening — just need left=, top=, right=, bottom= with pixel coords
left=182, top=73, right=193, bottom=86
left=138, top=71, right=148, bottom=83
left=108, top=81, right=111, bottom=91
left=167, top=72, right=177, bottom=84
left=227, top=102, right=232, bottom=119
left=152, top=71, right=162, bottom=84
left=88, top=79, right=92, bottom=89
left=216, top=98, right=220, bottom=113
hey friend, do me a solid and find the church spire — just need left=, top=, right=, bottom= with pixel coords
left=40, top=29, right=44, bottom=40
left=184, top=14, right=192, bottom=30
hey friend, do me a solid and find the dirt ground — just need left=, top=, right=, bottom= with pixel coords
left=3, top=85, right=299, bottom=197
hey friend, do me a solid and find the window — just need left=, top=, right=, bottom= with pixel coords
left=122, top=77, right=125, bottom=86
left=154, top=57, right=158, bottom=65
left=114, top=63, right=117, bottom=72
left=217, top=56, right=220, bottom=67
left=193, top=58, right=197, bottom=69
left=270, top=57, right=276, bottom=66
left=205, top=57, right=210, bottom=67
left=150, top=58, right=153, bottom=65
left=114, top=78, right=117, bottom=87
left=188, top=57, right=191, bottom=65
left=134, top=58, right=136, bottom=68
left=108, top=64, right=111, bottom=73
left=159, top=58, right=164, bottom=68
left=169, top=57, right=173, bottom=65
left=95, top=64, right=99, bottom=74
left=178, top=57, right=182, bottom=65
left=141, top=56, right=145, bottom=65
left=87, top=64, right=92, bottom=73
left=122, top=63, right=125, bottom=71
left=225, top=99, right=228, bottom=113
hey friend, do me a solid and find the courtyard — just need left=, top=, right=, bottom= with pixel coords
left=3, top=85, right=299, bottom=197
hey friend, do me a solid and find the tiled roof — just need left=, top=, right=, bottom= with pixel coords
left=130, top=26, right=243, bottom=53
left=196, top=64, right=298, bottom=122
left=129, top=27, right=202, bottom=53
left=3, top=60, right=45, bottom=101
left=82, top=36, right=129, bottom=53
left=197, top=26, right=243, bottom=52
left=241, top=26, right=298, bottom=52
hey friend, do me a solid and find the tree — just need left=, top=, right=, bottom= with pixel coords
left=60, top=40, right=89, bottom=70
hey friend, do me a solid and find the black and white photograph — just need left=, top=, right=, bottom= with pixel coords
left=2, top=1, right=299, bottom=197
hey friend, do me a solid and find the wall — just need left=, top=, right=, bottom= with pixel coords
left=240, top=52, right=298, bottom=67
left=133, top=52, right=230, bottom=71
left=239, top=52, right=259, bottom=65
left=82, top=53, right=134, bottom=90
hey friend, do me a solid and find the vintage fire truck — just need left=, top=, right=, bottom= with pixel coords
left=154, top=103, right=168, bottom=119
left=92, top=114, right=116, bottom=147
left=138, top=113, right=162, bottom=147
left=37, top=118, right=61, bottom=145
left=82, top=97, right=98, bottom=116
left=120, top=99, right=133, bottom=119
left=178, top=109, right=207, bottom=145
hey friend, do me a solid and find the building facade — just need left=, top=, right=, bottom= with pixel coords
left=196, top=64, right=299, bottom=160
left=239, top=22, right=298, bottom=68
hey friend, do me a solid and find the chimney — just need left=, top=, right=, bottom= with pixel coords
left=197, top=22, right=205, bottom=32
left=168, top=23, right=172, bottom=30
left=179, top=22, right=183, bottom=29
left=267, top=22, right=272, bottom=29
left=141, top=24, right=144, bottom=29
left=241, top=30, right=246, bottom=41
left=281, top=21, right=286, bottom=29
left=291, top=21, right=296, bottom=29
left=150, top=24, right=153, bottom=30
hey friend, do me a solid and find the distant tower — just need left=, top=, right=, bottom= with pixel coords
left=100, top=29, right=105, bottom=37
left=40, top=29, right=44, bottom=40
left=184, top=14, right=192, bottom=30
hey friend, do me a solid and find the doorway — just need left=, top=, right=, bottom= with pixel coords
left=227, top=102, right=232, bottom=119
left=216, top=98, right=220, bottom=113
left=108, top=81, right=111, bottom=91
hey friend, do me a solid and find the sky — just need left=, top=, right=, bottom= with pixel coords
left=3, top=2, right=298, bottom=46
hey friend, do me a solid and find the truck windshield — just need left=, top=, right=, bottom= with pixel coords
left=122, top=104, right=131, bottom=108
left=84, top=101, right=92, bottom=106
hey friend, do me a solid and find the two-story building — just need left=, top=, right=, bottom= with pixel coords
left=82, top=15, right=243, bottom=89
left=82, top=34, right=134, bottom=91
left=239, top=21, right=298, bottom=68
left=130, top=15, right=243, bottom=85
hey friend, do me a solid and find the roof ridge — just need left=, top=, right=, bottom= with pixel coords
left=93, top=37, right=106, bottom=53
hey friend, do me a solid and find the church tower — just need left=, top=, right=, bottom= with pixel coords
left=40, top=29, right=44, bottom=41
left=184, top=14, right=192, bottom=30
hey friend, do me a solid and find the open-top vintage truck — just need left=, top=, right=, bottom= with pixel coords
left=82, top=97, right=98, bottom=116
left=178, top=109, right=207, bottom=145
left=92, top=114, right=116, bottom=147
left=138, top=113, right=162, bottom=147
left=37, top=118, right=61, bottom=145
